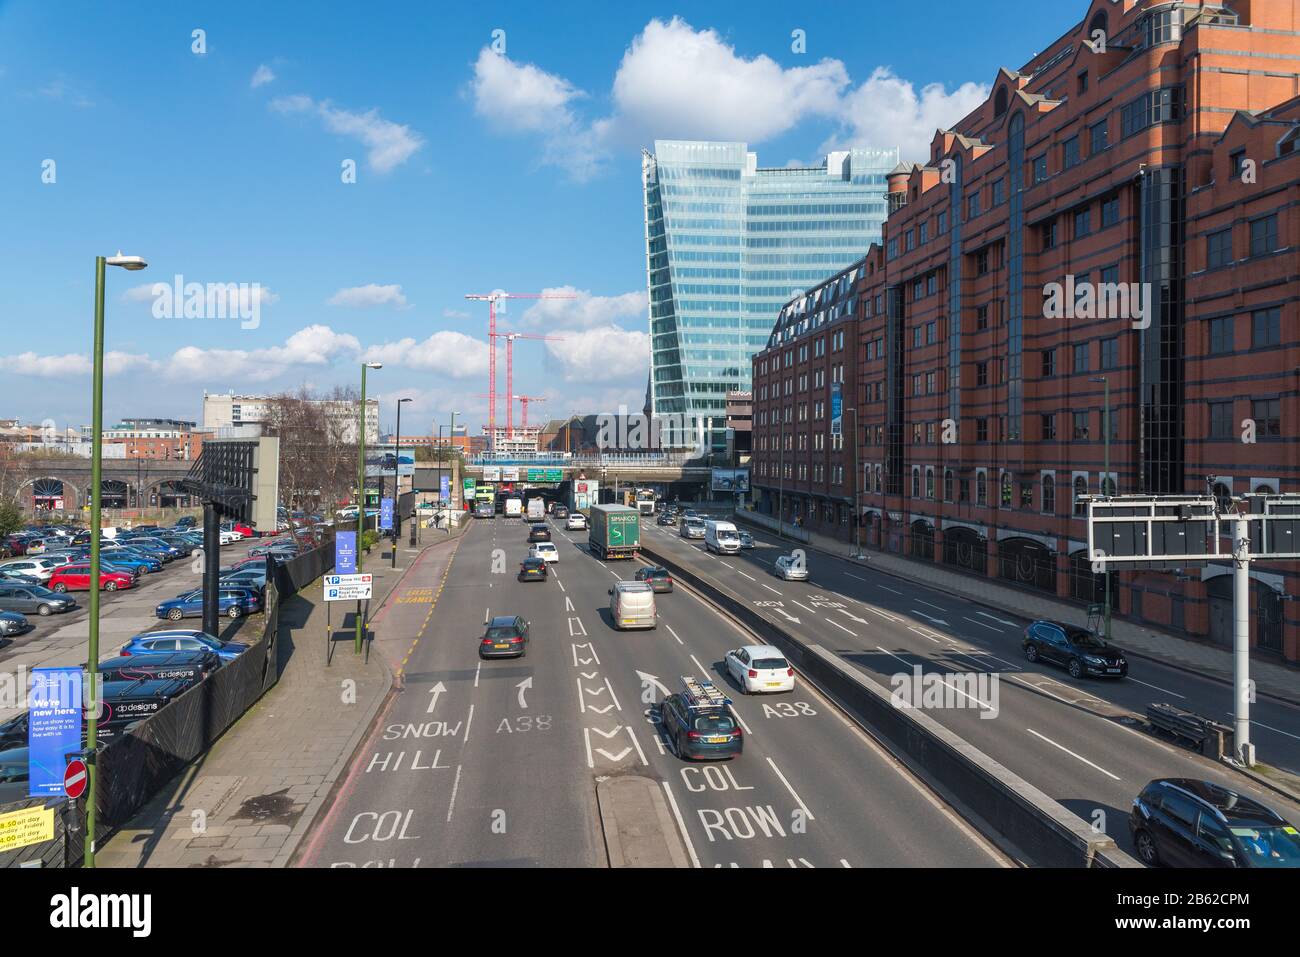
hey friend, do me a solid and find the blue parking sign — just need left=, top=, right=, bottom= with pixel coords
left=380, top=498, right=394, bottom=531
left=335, top=531, right=357, bottom=575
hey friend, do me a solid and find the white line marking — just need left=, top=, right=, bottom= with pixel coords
left=473, top=661, right=480, bottom=688
left=1025, top=728, right=1121, bottom=780
left=791, top=600, right=816, bottom=614
left=626, top=726, right=649, bottom=766
left=866, top=606, right=903, bottom=623
left=583, top=728, right=594, bottom=768
left=964, top=616, right=1004, bottom=633
left=689, top=653, right=712, bottom=678
left=446, top=764, right=463, bottom=821
left=907, top=626, right=943, bottom=644
left=1223, top=715, right=1300, bottom=742
left=825, top=618, right=856, bottom=636
left=661, top=782, right=700, bottom=868
left=874, top=583, right=902, bottom=595
left=665, top=624, right=684, bottom=646
left=736, top=570, right=756, bottom=581
left=915, top=599, right=947, bottom=612
left=766, top=757, right=815, bottom=821
left=463, top=704, right=474, bottom=744
left=719, top=561, right=735, bottom=570
left=556, top=580, right=565, bottom=593
left=762, top=584, right=782, bottom=595
left=1126, top=676, right=1185, bottom=698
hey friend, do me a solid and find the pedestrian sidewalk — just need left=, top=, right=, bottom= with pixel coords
left=735, top=513, right=1300, bottom=708
left=97, top=535, right=459, bottom=868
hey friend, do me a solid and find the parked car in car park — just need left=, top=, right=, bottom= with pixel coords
left=0, top=582, right=77, bottom=616
left=0, top=610, right=31, bottom=637
left=49, top=563, right=134, bottom=592
left=1130, top=778, right=1300, bottom=868
left=0, top=558, right=57, bottom=582
left=93, top=649, right=222, bottom=688
left=121, top=629, right=249, bottom=662
left=1023, top=619, right=1128, bottom=679
left=156, top=587, right=259, bottom=620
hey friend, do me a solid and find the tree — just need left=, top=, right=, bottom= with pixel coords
left=260, top=385, right=364, bottom=513
left=0, top=499, right=22, bottom=537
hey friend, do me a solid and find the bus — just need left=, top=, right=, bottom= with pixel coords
left=635, top=489, right=656, bottom=516
left=475, top=484, right=496, bottom=512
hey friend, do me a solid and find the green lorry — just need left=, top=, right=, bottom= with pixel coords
left=588, top=503, right=640, bottom=560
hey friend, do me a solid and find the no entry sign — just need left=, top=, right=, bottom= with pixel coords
left=63, top=759, right=87, bottom=799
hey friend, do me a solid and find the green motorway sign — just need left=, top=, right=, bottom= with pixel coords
left=526, top=468, right=564, bottom=482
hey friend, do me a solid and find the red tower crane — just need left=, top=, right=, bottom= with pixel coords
left=501, top=332, right=563, bottom=433
left=514, top=395, right=547, bottom=431
left=464, top=291, right=576, bottom=448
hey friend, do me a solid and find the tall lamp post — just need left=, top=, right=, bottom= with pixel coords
left=355, top=362, right=382, bottom=653
left=446, top=411, right=458, bottom=521
left=391, top=397, right=411, bottom=568
left=86, top=251, right=147, bottom=869
left=847, top=407, right=862, bottom=559
left=1091, top=375, right=1112, bottom=640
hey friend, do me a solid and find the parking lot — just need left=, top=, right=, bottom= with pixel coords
left=0, top=532, right=266, bottom=724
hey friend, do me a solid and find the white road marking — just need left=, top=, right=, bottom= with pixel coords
left=866, top=606, right=903, bottom=624
left=762, top=584, right=782, bottom=595
left=736, top=570, right=756, bottom=581
left=665, top=624, right=685, bottom=646
left=661, top=782, right=701, bottom=868
left=915, top=599, right=947, bottom=613
left=473, top=661, right=480, bottom=688
left=765, top=757, right=815, bottom=821
left=1224, top=715, right=1300, bottom=742
left=907, top=626, right=943, bottom=644
left=627, top=726, right=650, bottom=765
left=689, top=653, right=712, bottom=678
left=825, top=618, right=856, bottom=636
left=463, top=704, right=474, bottom=743
left=719, top=561, right=735, bottom=570
left=791, top=600, right=816, bottom=614
left=446, top=764, right=463, bottom=821
left=556, top=580, right=566, bottom=592
left=874, top=583, right=903, bottom=595
left=1126, top=676, right=1185, bottom=698
left=964, top=616, right=1004, bottom=633
left=1025, top=728, right=1121, bottom=780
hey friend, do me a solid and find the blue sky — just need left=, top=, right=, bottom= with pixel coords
left=0, top=0, right=1082, bottom=437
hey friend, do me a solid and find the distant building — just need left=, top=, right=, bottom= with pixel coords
left=202, top=390, right=379, bottom=444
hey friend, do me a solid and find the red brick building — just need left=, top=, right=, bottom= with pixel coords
left=753, top=0, right=1300, bottom=662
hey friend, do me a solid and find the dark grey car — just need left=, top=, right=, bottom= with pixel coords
left=0, top=582, right=77, bottom=616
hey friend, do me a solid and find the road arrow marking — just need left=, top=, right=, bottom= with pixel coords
left=977, top=611, right=1018, bottom=628
left=637, top=670, right=671, bottom=697
left=581, top=671, right=599, bottom=680
left=516, top=676, right=532, bottom=710
left=838, top=608, right=870, bottom=624
left=594, top=747, right=633, bottom=762
left=911, top=609, right=951, bottom=627
left=586, top=703, right=616, bottom=714
left=426, top=682, right=446, bottom=713
left=590, top=725, right=623, bottom=738
left=775, top=608, right=801, bottom=625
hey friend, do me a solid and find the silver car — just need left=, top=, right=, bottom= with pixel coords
left=680, top=520, right=706, bottom=540
left=774, top=554, right=808, bottom=581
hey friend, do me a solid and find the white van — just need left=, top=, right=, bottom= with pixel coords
left=704, top=520, right=741, bottom=554
left=526, top=498, right=546, bottom=521
left=504, top=498, right=523, bottom=518
left=608, top=580, right=657, bottom=630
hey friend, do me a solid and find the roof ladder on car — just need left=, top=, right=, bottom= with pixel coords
left=682, top=676, right=731, bottom=709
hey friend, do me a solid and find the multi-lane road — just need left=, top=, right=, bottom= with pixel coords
left=639, top=513, right=1300, bottom=859
left=299, top=514, right=1006, bottom=868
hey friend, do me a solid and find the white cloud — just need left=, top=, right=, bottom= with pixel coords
left=269, top=95, right=424, bottom=173
left=164, top=324, right=361, bottom=382
left=361, top=330, right=489, bottom=379
left=831, top=67, right=989, bottom=164
left=0, top=351, right=154, bottom=379
left=520, top=287, right=645, bottom=330
left=327, top=284, right=409, bottom=309
left=544, top=326, right=649, bottom=383
left=250, top=64, right=276, bottom=88
left=471, top=17, right=983, bottom=176
left=597, top=18, right=847, bottom=147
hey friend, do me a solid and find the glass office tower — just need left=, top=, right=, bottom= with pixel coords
left=642, top=140, right=897, bottom=451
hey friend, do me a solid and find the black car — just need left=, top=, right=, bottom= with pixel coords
left=660, top=677, right=742, bottom=760
left=657, top=512, right=676, bottom=526
left=479, top=615, right=529, bottom=659
left=1023, top=619, right=1127, bottom=679
left=92, top=649, right=222, bottom=688
left=1130, top=778, right=1300, bottom=868
left=518, top=557, right=548, bottom=582
left=528, top=523, right=551, bottom=543
left=0, top=611, right=30, bottom=638
left=635, top=565, right=674, bottom=593
left=554, top=506, right=569, bottom=520
left=0, top=712, right=27, bottom=750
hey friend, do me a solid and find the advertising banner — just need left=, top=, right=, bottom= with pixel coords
left=26, top=666, right=83, bottom=797
left=482, top=466, right=501, bottom=482
left=710, top=468, right=751, bottom=493
left=334, top=531, right=357, bottom=575
left=830, top=382, right=843, bottom=437
left=379, top=498, right=394, bottom=531
left=364, top=445, right=416, bottom=478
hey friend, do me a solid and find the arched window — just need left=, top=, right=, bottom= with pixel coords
left=1213, top=482, right=1232, bottom=511
left=1255, top=483, right=1276, bottom=496
left=1101, top=474, right=1116, bottom=496
left=1000, top=472, right=1013, bottom=507
left=943, top=469, right=955, bottom=502
left=976, top=471, right=988, bottom=506
left=1042, top=475, right=1056, bottom=514
left=994, top=87, right=1008, bottom=118
left=911, top=467, right=921, bottom=499
left=874, top=465, right=883, bottom=493
left=1073, top=476, right=1088, bottom=515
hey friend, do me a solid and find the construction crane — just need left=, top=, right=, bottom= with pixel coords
left=472, top=393, right=547, bottom=431
left=501, top=332, right=563, bottom=434
left=464, top=290, right=576, bottom=449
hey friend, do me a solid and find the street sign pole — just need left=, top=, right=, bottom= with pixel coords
left=1233, top=513, right=1253, bottom=765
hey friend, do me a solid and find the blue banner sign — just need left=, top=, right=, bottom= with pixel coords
left=335, top=531, right=357, bottom=575
left=380, top=498, right=394, bottom=531
left=27, top=667, right=83, bottom=797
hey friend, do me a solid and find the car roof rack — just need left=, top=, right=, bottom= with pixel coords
left=681, top=676, right=730, bottom=709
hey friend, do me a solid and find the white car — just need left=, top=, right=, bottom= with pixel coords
left=725, top=644, right=795, bottom=694
left=566, top=514, right=587, bottom=531
left=773, top=553, right=808, bottom=581
left=218, top=530, right=241, bottom=546
left=529, top=542, right=560, bottom=564
left=0, top=559, right=57, bottom=582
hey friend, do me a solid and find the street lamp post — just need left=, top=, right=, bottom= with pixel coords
left=447, top=412, right=458, bottom=524
left=86, top=251, right=147, bottom=869
left=847, top=407, right=862, bottom=559
left=392, top=397, right=411, bottom=568
left=1091, top=375, right=1112, bottom=640
left=356, top=362, right=381, bottom=653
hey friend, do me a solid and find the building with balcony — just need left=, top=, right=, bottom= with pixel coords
left=752, top=0, right=1300, bottom=662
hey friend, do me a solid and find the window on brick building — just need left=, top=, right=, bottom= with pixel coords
left=1062, top=136, right=1080, bottom=170
left=1032, top=155, right=1048, bottom=184
left=968, top=192, right=981, bottom=220
left=1020, top=481, right=1034, bottom=508
left=1100, top=337, right=1118, bottom=370
left=975, top=248, right=990, bottom=275
left=976, top=304, right=989, bottom=330
left=1041, top=219, right=1057, bottom=250
left=1041, top=349, right=1055, bottom=377
left=1208, top=401, right=1233, bottom=440
left=1042, top=475, right=1056, bottom=514
left=1072, top=411, right=1090, bottom=440
left=911, top=468, right=921, bottom=498
left=992, top=177, right=1006, bottom=206
left=1089, top=119, right=1108, bottom=155
left=1074, top=207, right=1092, bottom=238
left=1208, top=316, right=1233, bottom=354
left=1073, top=476, right=1088, bottom=514
left=1041, top=413, right=1056, bottom=440
left=1252, top=398, right=1281, bottom=439
left=1101, top=194, right=1120, bottom=228
left=1206, top=228, right=1233, bottom=268
left=1073, top=343, right=1089, bottom=374
left=937, top=211, right=947, bottom=235
left=1078, top=71, right=1089, bottom=95
left=1001, top=472, right=1013, bottom=507
left=944, top=469, right=954, bottom=502
left=976, top=472, right=987, bottom=506
left=976, top=361, right=988, bottom=387
left=976, top=418, right=989, bottom=443
left=1252, top=307, right=1281, bottom=348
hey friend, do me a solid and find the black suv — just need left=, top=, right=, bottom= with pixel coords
left=518, top=557, right=548, bottom=582
left=660, top=677, right=742, bottom=761
left=1130, top=778, right=1300, bottom=868
left=479, top=615, right=529, bottom=659
left=656, top=512, right=676, bottom=526
left=528, top=523, right=551, bottom=543
left=1023, top=619, right=1127, bottom=678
